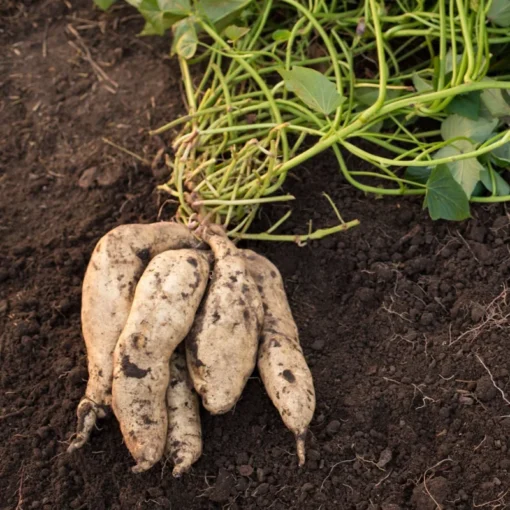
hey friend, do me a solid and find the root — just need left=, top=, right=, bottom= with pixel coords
left=296, top=430, right=307, bottom=467
left=15, top=464, right=25, bottom=510
left=476, top=354, right=510, bottom=408
left=67, top=399, right=98, bottom=453
left=452, top=284, right=510, bottom=346
left=420, top=458, right=453, bottom=510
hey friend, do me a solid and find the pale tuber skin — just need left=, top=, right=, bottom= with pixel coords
left=68, top=222, right=202, bottom=454
left=242, top=250, right=315, bottom=467
left=165, top=348, right=202, bottom=477
left=186, top=226, right=263, bottom=415
left=112, top=249, right=210, bottom=473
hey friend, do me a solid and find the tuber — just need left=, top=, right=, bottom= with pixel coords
left=68, top=222, right=201, bottom=453
left=243, top=250, right=315, bottom=466
left=165, top=348, right=202, bottom=477
left=112, top=249, right=210, bottom=473
left=186, top=226, right=263, bottom=414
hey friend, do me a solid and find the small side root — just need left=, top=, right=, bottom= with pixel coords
left=67, top=399, right=98, bottom=453
left=296, top=430, right=307, bottom=467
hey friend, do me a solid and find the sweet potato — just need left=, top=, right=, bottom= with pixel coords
left=165, top=348, right=202, bottom=477
left=186, top=227, right=263, bottom=414
left=111, top=249, right=210, bottom=473
left=243, top=250, right=315, bottom=466
left=68, top=222, right=201, bottom=453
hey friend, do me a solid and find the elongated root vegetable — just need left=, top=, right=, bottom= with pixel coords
left=68, top=222, right=202, bottom=453
left=165, top=348, right=202, bottom=477
left=112, top=249, right=210, bottom=473
left=186, top=226, right=263, bottom=414
left=243, top=250, right=315, bottom=467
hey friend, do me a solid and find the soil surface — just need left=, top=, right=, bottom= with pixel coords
left=2, top=2, right=510, bottom=509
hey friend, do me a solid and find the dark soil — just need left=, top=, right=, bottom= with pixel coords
left=2, top=2, right=510, bottom=509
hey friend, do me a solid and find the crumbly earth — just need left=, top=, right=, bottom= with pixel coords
left=1, top=1, right=510, bottom=509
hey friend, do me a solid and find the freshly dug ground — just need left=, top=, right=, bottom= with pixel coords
left=1, top=2, right=510, bottom=509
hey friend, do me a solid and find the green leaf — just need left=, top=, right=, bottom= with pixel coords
left=94, top=0, right=117, bottom=10
left=404, top=166, right=431, bottom=184
left=278, top=66, right=344, bottom=115
left=171, top=17, right=198, bottom=59
left=492, top=142, right=510, bottom=163
left=480, top=168, right=510, bottom=195
left=441, top=114, right=498, bottom=143
left=366, top=120, right=383, bottom=133
left=434, top=142, right=484, bottom=197
left=272, top=29, right=291, bottom=42
left=223, top=24, right=249, bottom=41
left=412, top=72, right=433, bottom=93
left=487, top=0, right=510, bottom=27
left=354, top=86, right=401, bottom=107
left=424, top=165, right=471, bottom=221
left=480, top=79, right=510, bottom=118
left=158, top=0, right=190, bottom=11
left=444, top=91, right=481, bottom=120
left=140, top=20, right=162, bottom=35
left=503, top=89, right=510, bottom=106
left=198, top=0, right=252, bottom=24
left=445, top=48, right=462, bottom=75
left=471, top=181, right=486, bottom=197
left=137, top=0, right=190, bottom=35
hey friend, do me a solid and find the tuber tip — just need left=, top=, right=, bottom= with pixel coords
left=172, top=465, right=187, bottom=478
left=66, top=438, right=84, bottom=454
left=296, top=430, right=307, bottom=467
left=132, top=461, right=153, bottom=474
left=131, top=446, right=160, bottom=474
left=67, top=399, right=98, bottom=453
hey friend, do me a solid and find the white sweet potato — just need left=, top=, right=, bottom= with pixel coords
left=68, top=222, right=201, bottom=453
left=243, top=250, right=315, bottom=466
left=111, top=249, right=210, bottom=473
left=186, top=227, right=263, bottom=414
left=165, top=348, right=202, bottom=477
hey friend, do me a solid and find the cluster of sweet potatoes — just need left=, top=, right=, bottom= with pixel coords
left=67, top=222, right=315, bottom=476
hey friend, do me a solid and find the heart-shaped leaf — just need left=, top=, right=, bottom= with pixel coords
left=172, top=17, right=198, bottom=59
left=424, top=165, right=471, bottom=220
left=354, top=86, right=401, bottom=107
left=492, top=141, right=510, bottom=163
left=480, top=79, right=510, bottom=118
left=444, top=91, right=481, bottom=121
left=223, top=24, right=249, bottom=41
left=487, top=0, right=510, bottom=27
left=480, top=168, right=510, bottom=196
left=412, top=72, right=433, bottom=93
left=278, top=66, right=344, bottom=116
left=441, top=114, right=498, bottom=143
left=434, top=141, right=484, bottom=197
left=404, top=166, right=432, bottom=184
left=198, top=0, right=252, bottom=24
left=158, top=0, right=190, bottom=11
left=136, top=0, right=190, bottom=35
left=445, top=48, right=462, bottom=75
